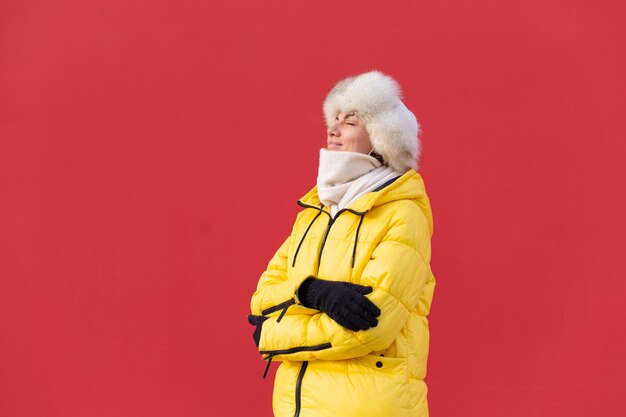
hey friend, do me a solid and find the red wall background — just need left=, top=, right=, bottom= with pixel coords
left=1, top=1, right=625, bottom=416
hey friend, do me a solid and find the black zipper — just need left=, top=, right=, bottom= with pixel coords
left=262, top=298, right=295, bottom=317
left=259, top=342, right=332, bottom=379
left=259, top=341, right=332, bottom=356
left=294, top=361, right=308, bottom=417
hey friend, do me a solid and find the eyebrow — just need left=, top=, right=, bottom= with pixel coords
left=335, top=112, right=358, bottom=121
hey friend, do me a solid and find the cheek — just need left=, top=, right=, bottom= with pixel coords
left=355, top=131, right=372, bottom=152
left=343, top=135, right=355, bottom=148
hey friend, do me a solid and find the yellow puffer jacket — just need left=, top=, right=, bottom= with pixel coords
left=250, top=170, right=435, bottom=417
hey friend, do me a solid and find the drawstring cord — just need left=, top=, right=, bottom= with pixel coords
left=295, top=201, right=368, bottom=270
left=351, top=213, right=365, bottom=268
left=292, top=206, right=325, bottom=267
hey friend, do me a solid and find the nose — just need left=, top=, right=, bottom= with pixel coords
left=327, top=121, right=340, bottom=137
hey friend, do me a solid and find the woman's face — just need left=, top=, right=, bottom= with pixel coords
left=326, top=112, right=373, bottom=154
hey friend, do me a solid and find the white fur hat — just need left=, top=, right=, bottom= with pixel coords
left=323, top=71, right=420, bottom=173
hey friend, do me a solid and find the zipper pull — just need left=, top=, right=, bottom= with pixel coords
left=276, top=298, right=295, bottom=323
left=262, top=354, right=275, bottom=379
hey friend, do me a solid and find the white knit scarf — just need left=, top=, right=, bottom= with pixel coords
left=316, top=148, right=402, bottom=217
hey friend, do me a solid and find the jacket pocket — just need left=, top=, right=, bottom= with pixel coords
left=259, top=342, right=332, bottom=357
left=297, top=355, right=411, bottom=417
left=259, top=343, right=332, bottom=379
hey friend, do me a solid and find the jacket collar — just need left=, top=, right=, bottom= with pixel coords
left=298, top=169, right=427, bottom=213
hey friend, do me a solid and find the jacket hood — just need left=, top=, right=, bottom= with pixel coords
left=299, top=169, right=433, bottom=236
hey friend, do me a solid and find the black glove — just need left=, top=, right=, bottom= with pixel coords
left=247, top=315, right=268, bottom=347
left=297, top=277, right=381, bottom=331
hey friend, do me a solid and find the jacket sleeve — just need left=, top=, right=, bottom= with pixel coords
left=250, top=234, right=313, bottom=317
left=258, top=201, right=433, bottom=362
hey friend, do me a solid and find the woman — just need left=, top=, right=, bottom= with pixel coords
left=248, top=71, right=436, bottom=417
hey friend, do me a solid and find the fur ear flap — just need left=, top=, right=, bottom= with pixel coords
left=368, top=105, right=420, bottom=172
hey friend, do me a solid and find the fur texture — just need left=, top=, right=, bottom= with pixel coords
left=323, top=71, right=421, bottom=173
